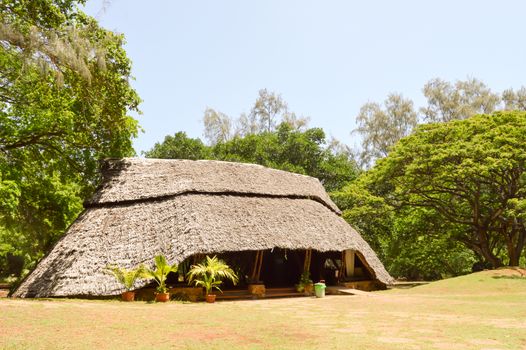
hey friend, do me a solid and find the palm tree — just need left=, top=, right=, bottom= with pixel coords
left=106, top=264, right=145, bottom=291
left=142, top=255, right=178, bottom=293
left=187, top=256, right=238, bottom=296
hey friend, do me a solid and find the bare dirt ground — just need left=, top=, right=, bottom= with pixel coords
left=1, top=269, right=525, bottom=350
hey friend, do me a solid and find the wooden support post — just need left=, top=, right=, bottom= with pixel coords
left=345, top=250, right=355, bottom=277
left=250, top=251, right=261, bottom=281
left=303, top=249, right=312, bottom=273
left=339, top=251, right=346, bottom=281
left=255, top=250, right=264, bottom=282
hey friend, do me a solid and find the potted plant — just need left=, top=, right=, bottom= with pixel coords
left=296, top=271, right=314, bottom=295
left=247, top=278, right=266, bottom=297
left=142, top=255, right=179, bottom=302
left=106, top=264, right=145, bottom=301
left=187, top=255, right=238, bottom=303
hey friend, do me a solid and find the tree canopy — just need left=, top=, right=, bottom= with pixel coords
left=203, top=89, right=309, bottom=145
left=0, top=0, right=140, bottom=278
left=350, top=111, right=526, bottom=269
left=354, top=78, right=526, bottom=167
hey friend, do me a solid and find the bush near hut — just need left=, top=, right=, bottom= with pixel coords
left=187, top=256, right=239, bottom=300
left=142, top=255, right=179, bottom=295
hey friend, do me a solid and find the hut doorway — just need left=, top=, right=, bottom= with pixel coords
left=259, top=248, right=303, bottom=287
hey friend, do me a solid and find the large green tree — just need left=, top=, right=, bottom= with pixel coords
left=0, top=0, right=141, bottom=277
left=365, top=111, right=526, bottom=267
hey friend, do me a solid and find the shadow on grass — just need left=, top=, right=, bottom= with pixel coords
left=492, top=275, right=526, bottom=280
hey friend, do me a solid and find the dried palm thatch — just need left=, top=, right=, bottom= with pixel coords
left=13, top=158, right=393, bottom=298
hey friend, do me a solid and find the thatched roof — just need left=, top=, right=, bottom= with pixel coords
left=13, top=158, right=393, bottom=298
left=88, top=158, right=341, bottom=213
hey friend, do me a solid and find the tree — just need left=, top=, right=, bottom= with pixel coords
left=502, top=87, right=526, bottom=111
left=204, top=89, right=310, bottom=142
left=203, top=108, right=232, bottom=145
left=421, top=77, right=500, bottom=122
left=149, top=123, right=359, bottom=193
left=250, top=88, right=289, bottom=133
left=143, top=132, right=209, bottom=160
left=367, top=111, right=526, bottom=267
left=354, top=93, right=417, bottom=167
left=212, top=123, right=359, bottom=192
left=0, top=0, right=140, bottom=277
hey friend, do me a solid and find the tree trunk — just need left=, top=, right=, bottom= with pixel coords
left=509, top=227, right=525, bottom=267
left=475, top=228, right=504, bottom=268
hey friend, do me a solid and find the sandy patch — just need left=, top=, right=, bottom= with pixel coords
left=377, top=336, right=414, bottom=344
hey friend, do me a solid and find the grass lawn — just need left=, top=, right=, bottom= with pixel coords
left=1, top=268, right=525, bottom=350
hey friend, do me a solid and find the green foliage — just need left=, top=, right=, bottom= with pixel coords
left=142, top=255, right=178, bottom=293
left=296, top=271, right=313, bottom=292
left=365, top=111, right=526, bottom=268
left=0, top=0, right=141, bottom=277
left=336, top=178, right=477, bottom=280
left=213, top=123, right=359, bottom=192
left=187, top=256, right=238, bottom=296
left=106, top=264, right=146, bottom=291
left=143, top=132, right=209, bottom=160
left=355, top=78, right=526, bottom=168
left=145, top=123, right=359, bottom=193
left=332, top=179, right=394, bottom=260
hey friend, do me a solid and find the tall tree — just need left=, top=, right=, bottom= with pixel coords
left=366, top=111, right=526, bottom=267
left=354, top=93, right=417, bottom=167
left=502, top=87, right=526, bottom=111
left=204, top=89, right=310, bottom=142
left=0, top=0, right=141, bottom=276
left=421, top=77, right=500, bottom=122
left=202, top=108, right=232, bottom=145
left=250, top=88, right=289, bottom=133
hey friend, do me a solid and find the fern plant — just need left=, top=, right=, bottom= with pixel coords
left=106, top=264, right=146, bottom=291
left=142, top=255, right=179, bottom=293
left=187, top=256, right=238, bottom=295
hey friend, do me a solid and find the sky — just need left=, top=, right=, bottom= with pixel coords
left=83, top=0, right=526, bottom=154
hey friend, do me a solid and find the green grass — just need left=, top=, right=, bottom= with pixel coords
left=1, top=268, right=525, bottom=350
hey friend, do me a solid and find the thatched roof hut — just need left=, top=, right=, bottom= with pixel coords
left=13, top=158, right=393, bottom=298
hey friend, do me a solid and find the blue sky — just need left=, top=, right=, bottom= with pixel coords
left=83, top=0, right=526, bottom=154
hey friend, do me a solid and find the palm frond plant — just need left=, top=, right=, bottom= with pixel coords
left=142, top=255, right=178, bottom=302
left=296, top=271, right=313, bottom=295
left=105, top=264, right=146, bottom=301
left=187, top=255, right=239, bottom=303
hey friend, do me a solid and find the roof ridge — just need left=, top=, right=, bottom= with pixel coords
left=85, top=190, right=341, bottom=214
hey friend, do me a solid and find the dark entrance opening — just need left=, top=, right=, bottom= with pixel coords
left=259, top=248, right=303, bottom=287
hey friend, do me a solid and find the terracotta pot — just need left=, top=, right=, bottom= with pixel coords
left=155, top=292, right=170, bottom=302
left=205, top=294, right=216, bottom=303
left=248, top=283, right=266, bottom=297
left=303, top=284, right=314, bottom=296
left=121, top=291, right=135, bottom=301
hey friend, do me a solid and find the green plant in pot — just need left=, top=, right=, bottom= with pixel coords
left=296, top=271, right=314, bottom=295
left=106, top=264, right=146, bottom=301
left=187, top=255, right=239, bottom=303
left=142, top=255, right=178, bottom=302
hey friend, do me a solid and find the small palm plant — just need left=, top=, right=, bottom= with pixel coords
left=106, top=264, right=145, bottom=301
left=142, top=255, right=179, bottom=296
left=187, top=255, right=238, bottom=303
